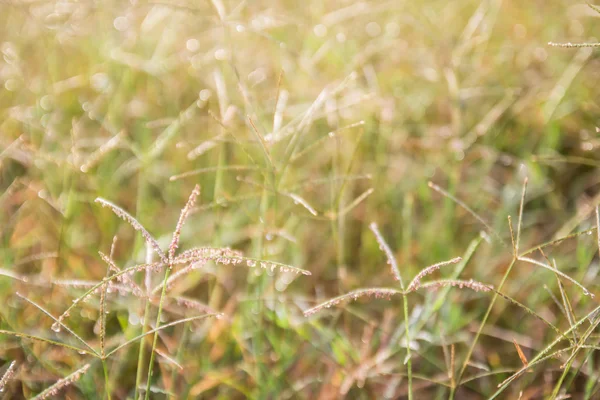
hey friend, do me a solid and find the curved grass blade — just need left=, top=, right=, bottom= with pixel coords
left=15, top=293, right=98, bottom=356
left=95, top=198, right=167, bottom=263
left=518, top=256, right=593, bottom=298
left=303, top=288, right=403, bottom=317
left=105, top=314, right=219, bottom=358
left=0, top=330, right=94, bottom=356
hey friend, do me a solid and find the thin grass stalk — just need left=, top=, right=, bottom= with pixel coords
left=413, top=236, right=482, bottom=333
left=253, top=174, right=270, bottom=397
left=145, top=185, right=200, bottom=399
left=517, top=256, right=592, bottom=297
left=106, top=315, right=217, bottom=358
left=450, top=257, right=517, bottom=399
left=428, top=181, right=506, bottom=246
left=100, top=264, right=111, bottom=400
left=369, top=225, right=411, bottom=399
left=169, top=145, right=226, bottom=397
left=519, top=228, right=597, bottom=257
left=369, top=223, right=402, bottom=285
left=144, top=268, right=171, bottom=400
left=134, top=166, right=151, bottom=400
left=596, top=207, right=600, bottom=255
left=0, top=330, right=93, bottom=355
left=134, top=243, right=154, bottom=400
left=452, top=177, right=528, bottom=398
left=95, top=198, right=167, bottom=263
left=516, top=178, right=527, bottom=253
left=134, top=298, right=151, bottom=400
left=401, top=292, right=412, bottom=400
left=102, top=361, right=111, bottom=400
left=550, top=311, right=600, bottom=398
left=15, top=293, right=98, bottom=356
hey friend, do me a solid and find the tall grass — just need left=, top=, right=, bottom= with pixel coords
left=1, top=0, right=600, bottom=398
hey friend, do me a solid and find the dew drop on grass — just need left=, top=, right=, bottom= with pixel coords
left=51, top=322, right=61, bottom=333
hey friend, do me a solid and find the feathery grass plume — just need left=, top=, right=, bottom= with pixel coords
left=169, top=184, right=200, bottom=262
left=52, top=279, right=103, bottom=288
left=303, top=288, right=402, bottom=316
left=0, top=361, right=17, bottom=392
left=405, top=257, right=462, bottom=292
left=95, top=197, right=167, bottom=263
left=171, top=296, right=217, bottom=314
left=173, top=246, right=243, bottom=263
left=216, top=256, right=311, bottom=275
left=99, top=251, right=144, bottom=297
left=146, top=184, right=204, bottom=400
left=417, top=279, right=492, bottom=293
left=369, top=223, right=402, bottom=284
left=548, top=41, right=600, bottom=48
left=30, top=363, right=90, bottom=400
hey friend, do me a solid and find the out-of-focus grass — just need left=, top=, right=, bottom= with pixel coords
left=1, top=0, right=599, bottom=398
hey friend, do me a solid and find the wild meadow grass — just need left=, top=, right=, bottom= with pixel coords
left=1, top=0, right=600, bottom=398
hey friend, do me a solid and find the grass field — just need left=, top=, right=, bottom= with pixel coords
left=1, top=1, right=600, bottom=399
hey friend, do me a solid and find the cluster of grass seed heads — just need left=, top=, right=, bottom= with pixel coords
left=95, top=198, right=167, bottom=263
left=305, top=222, right=490, bottom=317
left=405, top=257, right=463, bottom=292
left=30, top=363, right=90, bottom=400
left=0, top=361, right=17, bottom=393
left=304, top=288, right=402, bottom=316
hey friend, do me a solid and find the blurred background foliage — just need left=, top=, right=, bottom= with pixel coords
left=1, top=0, right=599, bottom=398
